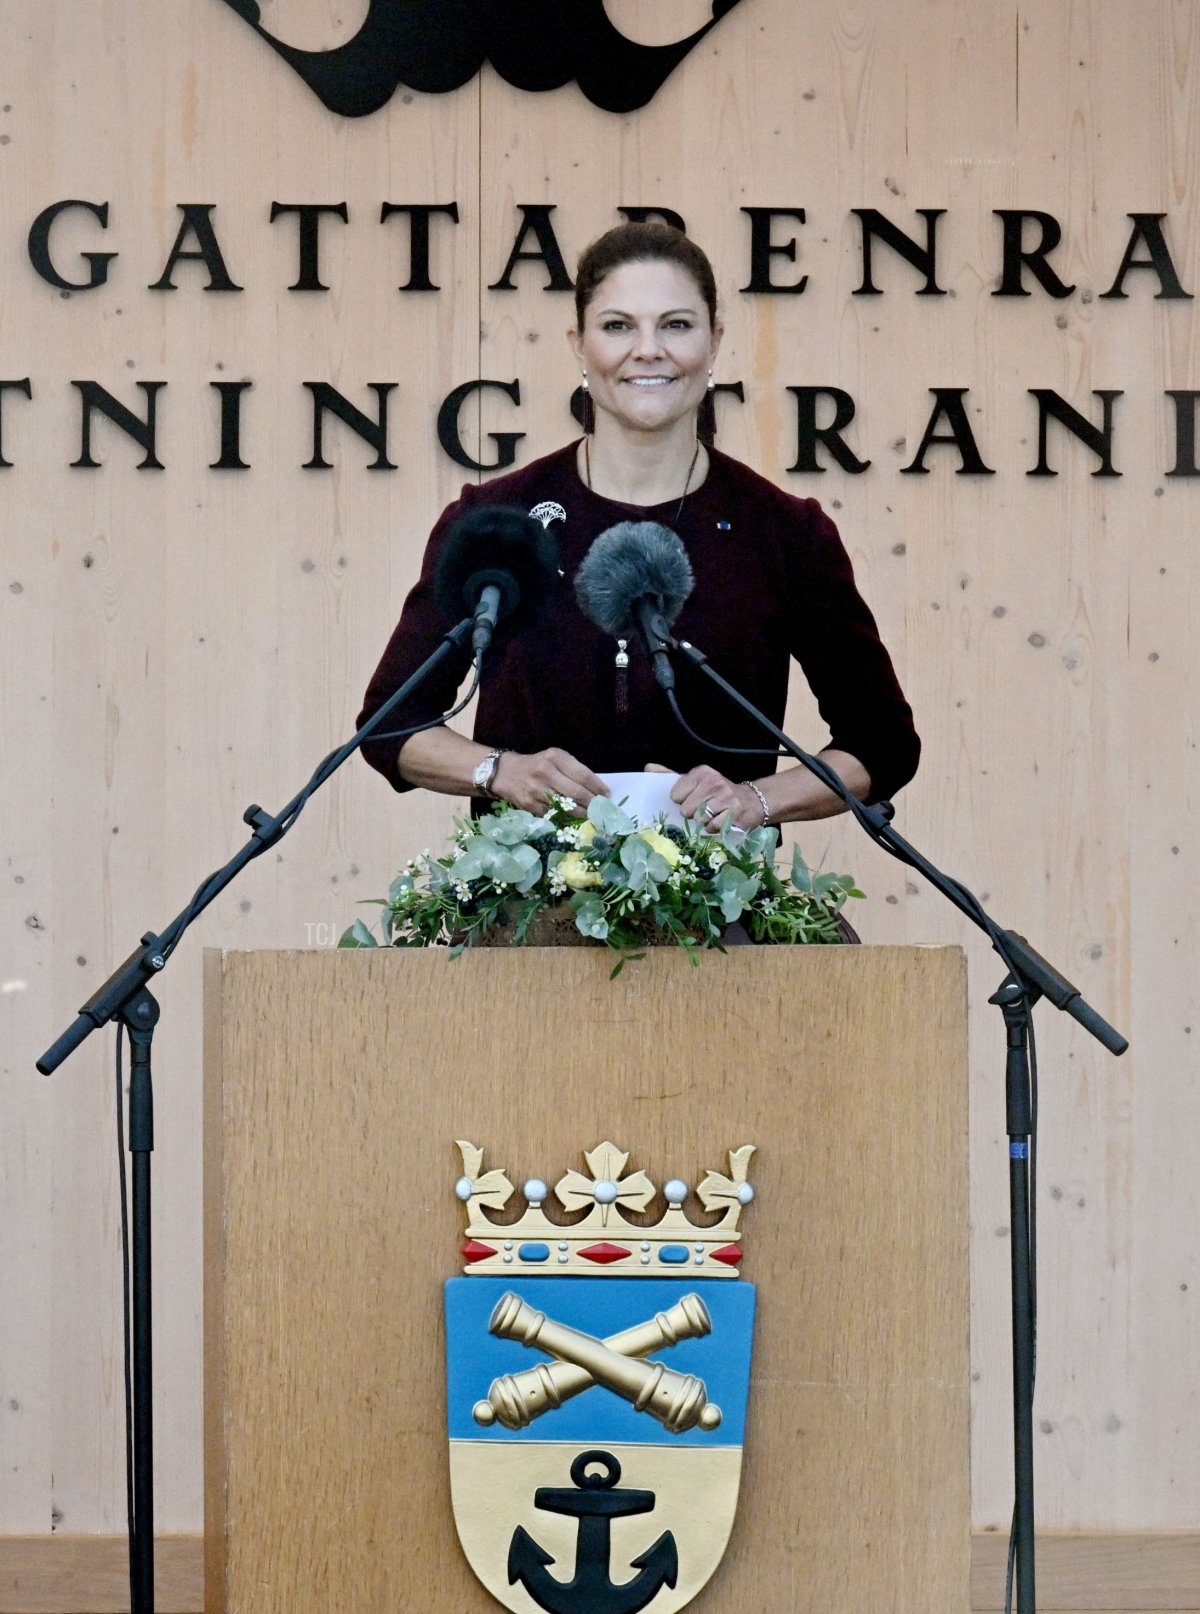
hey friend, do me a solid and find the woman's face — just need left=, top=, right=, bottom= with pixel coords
left=569, top=259, right=722, bottom=437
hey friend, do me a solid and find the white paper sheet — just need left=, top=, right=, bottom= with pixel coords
left=597, top=771, right=686, bottom=827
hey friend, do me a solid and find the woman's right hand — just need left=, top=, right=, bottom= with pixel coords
left=491, top=748, right=610, bottom=813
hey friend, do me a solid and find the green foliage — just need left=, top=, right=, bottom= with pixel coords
left=346, top=795, right=862, bottom=966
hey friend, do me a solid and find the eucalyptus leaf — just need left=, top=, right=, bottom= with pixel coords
left=743, top=824, right=780, bottom=860
left=620, top=838, right=671, bottom=881
left=338, top=918, right=378, bottom=949
left=714, top=862, right=760, bottom=922
left=588, top=795, right=637, bottom=837
left=449, top=842, right=490, bottom=882
left=483, top=809, right=543, bottom=846
left=572, top=894, right=609, bottom=940
left=493, top=844, right=541, bottom=889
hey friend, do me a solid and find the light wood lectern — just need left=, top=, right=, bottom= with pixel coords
left=204, top=945, right=969, bottom=1614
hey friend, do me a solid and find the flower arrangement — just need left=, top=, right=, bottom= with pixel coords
left=340, top=794, right=863, bottom=972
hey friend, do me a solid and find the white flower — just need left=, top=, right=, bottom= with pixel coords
left=556, top=827, right=579, bottom=847
left=553, top=794, right=579, bottom=814
left=708, top=849, right=727, bottom=870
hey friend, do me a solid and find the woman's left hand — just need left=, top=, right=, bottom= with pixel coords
left=668, top=765, right=764, bottom=831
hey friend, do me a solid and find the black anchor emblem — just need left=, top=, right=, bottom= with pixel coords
left=508, top=1450, right=678, bottom=1614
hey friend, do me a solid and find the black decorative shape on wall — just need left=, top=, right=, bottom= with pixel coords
left=216, top=0, right=748, bottom=117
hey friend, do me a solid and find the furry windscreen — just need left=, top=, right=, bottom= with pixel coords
left=573, top=521, right=694, bottom=637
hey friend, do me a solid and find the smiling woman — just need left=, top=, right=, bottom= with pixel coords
left=358, top=222, right=921, bottom=834
left=569, top=248, right=721, bottom=458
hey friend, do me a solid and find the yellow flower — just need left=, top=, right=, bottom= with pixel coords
left=558, top=851, right=602, bottom=889
left=576, top=820, right=598, bottom=846
left=636, top=830, right=681, bottom=867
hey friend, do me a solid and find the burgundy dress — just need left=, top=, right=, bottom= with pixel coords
left=358, top=444, right=919, bottom=805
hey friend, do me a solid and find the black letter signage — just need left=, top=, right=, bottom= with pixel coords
left=787, top=387, right=871, bottom=475
left=853, top=209, right=946, bottom=297
left=0, top=380, right=32, bottom=468
left=993, top=210, right=1076, bottom=299
left=270, top=203, right=349, bottom=291
left=1100, top=214, right=1192, bottom=300
left=740, top=209, right=808, bottom=295
left=380, top=203, right=460, bottom=291
left=901, top=389, right=995, bottom=476
left=72, top=382, right=166, bottom=470
left=437, top=379, right=525, bottom=472
left=489, top=205, right=573, bottom=293
left=149, top=205, right=242, bottom=292
left=28, top=201, right=116, bottom=291
left=303, top=382, right=396, bottom=470
left=1028, top=390, right=1123, bottom=477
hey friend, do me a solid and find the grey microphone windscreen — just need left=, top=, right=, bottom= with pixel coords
left=573, top=521, right=694, bottom=637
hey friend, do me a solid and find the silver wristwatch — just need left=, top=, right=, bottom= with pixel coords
left=471, top=748, right=505, bottom=797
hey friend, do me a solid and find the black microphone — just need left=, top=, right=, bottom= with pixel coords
left=573, top=522, right=694, bottom=690
left=434, top=504, right=559, bottom=656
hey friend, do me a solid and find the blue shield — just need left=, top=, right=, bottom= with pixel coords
left=446, top=1275, right=755, bottom=1614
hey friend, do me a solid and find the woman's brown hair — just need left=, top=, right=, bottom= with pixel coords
left=574, top=221, right=719, bottom=330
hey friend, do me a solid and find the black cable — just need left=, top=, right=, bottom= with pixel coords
left=664, top=690, right=787, bottom=759
left=115, top=1025, right=135, bottom=1591
left=361, top=655, right=483, bottom=747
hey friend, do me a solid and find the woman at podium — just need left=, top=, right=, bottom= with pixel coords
left=359, top=222, right=919, bottom=829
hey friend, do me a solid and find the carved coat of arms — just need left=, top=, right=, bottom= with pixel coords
left=446, top=1140, right=756, bottom=1614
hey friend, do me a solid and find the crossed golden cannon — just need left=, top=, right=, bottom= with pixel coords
left=471, top=1290, right=722, bottom=1434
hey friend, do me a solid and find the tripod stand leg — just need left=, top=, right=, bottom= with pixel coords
left=993, top=975, right=1037, bottom=1611
left=124, top=990, right=160, bottom=1614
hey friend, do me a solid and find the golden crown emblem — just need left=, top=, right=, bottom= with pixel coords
left=454, top=1140, right=755, bottom=1278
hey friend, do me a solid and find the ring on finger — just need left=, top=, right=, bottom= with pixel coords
left=701, top=802, right=717, bottom=820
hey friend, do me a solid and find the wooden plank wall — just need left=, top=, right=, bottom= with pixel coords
left=1, top=0, right=1196, bottom=1559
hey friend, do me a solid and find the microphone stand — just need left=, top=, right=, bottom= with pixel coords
left=668, top=634, right=1127, bottom=1614
left=37, top=614, right=477, bottom=1614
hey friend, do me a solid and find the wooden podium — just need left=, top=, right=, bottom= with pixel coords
left=204, top=945, right=969, bottom=1613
